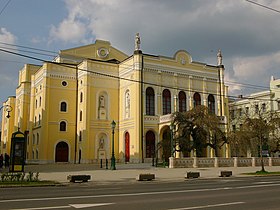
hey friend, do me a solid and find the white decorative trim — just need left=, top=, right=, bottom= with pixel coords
left=97, top=47, right=109, bottom=58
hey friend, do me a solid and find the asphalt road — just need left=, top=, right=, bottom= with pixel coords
left=0, top=176, right=280, bottom=210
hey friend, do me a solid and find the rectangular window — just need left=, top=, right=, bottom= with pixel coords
left=255, top=104, right=259, bottom=114
left=262, top=103, right=266, bottom=112
left=245, top=107, right=249, bottom=115
left=238, top=108, right=242, bottom=117
left=79, top=131, right=82, bottom=141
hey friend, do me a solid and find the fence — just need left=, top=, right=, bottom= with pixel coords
left=169, top=157, right=280, bottom=168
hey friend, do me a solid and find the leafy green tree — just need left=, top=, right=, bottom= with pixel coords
left=172, top=105, right=227, bottom=157
left=229, top=103, right=280, bottom=172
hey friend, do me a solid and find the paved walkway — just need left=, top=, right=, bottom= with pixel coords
left=22, top=163, right=280, bottom=184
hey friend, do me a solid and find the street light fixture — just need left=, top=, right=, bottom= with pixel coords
left=0, top=105, right=13, bottom=119
left=111, top=120, right=116, bottom=170
left=170, top=123, right=174, bottom=158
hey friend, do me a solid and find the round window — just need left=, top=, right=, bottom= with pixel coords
left=97, top=48, right=109, bottom=58
left=62, top=81, right=67, bottom=86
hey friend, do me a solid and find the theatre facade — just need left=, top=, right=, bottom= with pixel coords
left=1, top=35, right=229, bottom=164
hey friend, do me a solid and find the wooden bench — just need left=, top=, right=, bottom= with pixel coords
left=136, top=173, right=155, bottom=181
left=185, top=172, right=200, bottom=179
left=67, top=175, right=91, bottom=183
left=220, top=171, right=232, bottom=177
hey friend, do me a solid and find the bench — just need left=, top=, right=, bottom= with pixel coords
left=67, top=175, right=91, bottom=183
left=136, top=173, right=155, bottom=181
left=220, top=171, right=232, bottom=177
left=185, top=172, right=200, bottom=179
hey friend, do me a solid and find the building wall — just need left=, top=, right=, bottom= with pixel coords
left=0, top=96, right=16, bottom=155
left=1, top=39, right=229, bottom=163
left=229, top=77, right=280, bottom=157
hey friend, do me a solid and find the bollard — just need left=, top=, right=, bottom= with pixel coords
left=100, top=159, right=103, bottom=168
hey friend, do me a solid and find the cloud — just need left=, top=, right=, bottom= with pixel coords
left=0, top=28, right=19, bottom=103
left=0, top=27, right=17, bottom=44
left=49, top=18, right=88, bottom=44
left=232, top=53, right=280, bottom=79
left=48, top=0, right=280, bottom=95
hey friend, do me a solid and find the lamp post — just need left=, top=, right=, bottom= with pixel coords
left=170, top=123, right=174, bottom=158
left=0, top=105, right=13, bottom=155
left=0, top=105, right=13, bottom=119
left=111, top=120, right=116, bottom=170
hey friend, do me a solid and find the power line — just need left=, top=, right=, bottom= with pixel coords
left=0, top=41, right=274, bottom=91
left=0, top=46, right=57, bottom=57
left=0, top=48, right=48, bottom=63
left=225, top=81, right=268, bottom=90
left=0, top=0, right=11, bottom=17
left=1, top=47, right=279, bottom=102
left=245, top=0, right=280, bottom=14
left=0, top=41, right=57, bottom=54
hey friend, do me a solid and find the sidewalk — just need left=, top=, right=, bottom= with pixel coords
left=24, top=163, right=280, bottom=184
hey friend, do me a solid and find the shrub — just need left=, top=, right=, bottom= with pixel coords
left=0, top=172, right=40, bottom=182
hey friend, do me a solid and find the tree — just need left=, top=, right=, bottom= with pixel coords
left=229, top=103, right=280, bottom=172
left=172, top=105, right=227, bottom=157
left=157, top=130, right=171, bottom=163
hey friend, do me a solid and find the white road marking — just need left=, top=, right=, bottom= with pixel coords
left=70, top=203, right=114, bottom=208
left=168, top=202, right=245, bottom=210
left=2, top=183, right=280, bottom=204
left=254, top=181, right=274, bottom=184
left=9, top=203, right=114, bottom=210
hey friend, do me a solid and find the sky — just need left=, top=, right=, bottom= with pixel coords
left=1, top=0, right=280, bottom=104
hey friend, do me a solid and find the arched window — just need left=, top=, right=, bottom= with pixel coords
left=162, top=89, right=171, bottom=115
left=208, top=94, right=215, bottom=114
left=35, top=99, right=37, bottom=109
left=33, top=134, right=35, bottom=145
left=80, top=111, right=83, bottom=121
left=60, top=102, right=67, bottom=112
left=38, top=114, right=41, bottom=125
left=79, top=130, right=82, bottom=141
left=193, top=92, right=201, bottom=107
left=37, top=133, right=39, bottom=145
left=80, top=92, right=83, bottom=103
left=179, top=91, right=186, bottom=112
left=60, top=121, right=66, bottom=131
left=39, top=97, right=42, bottom=107
left=146, top=87, right=155, bottom=115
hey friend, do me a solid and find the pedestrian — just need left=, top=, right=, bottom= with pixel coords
left=4, top=153, right=10, bottom=168
left=0, top=154, right=3, bottom=169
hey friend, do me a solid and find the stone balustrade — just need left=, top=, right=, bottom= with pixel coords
left=169, top=157, right=280, bottom=168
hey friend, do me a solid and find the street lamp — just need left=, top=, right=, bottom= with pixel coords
left=0, top=105, right=13, bottom=119
left=170, top=123, right=174, bottom=158
left=111, top=120, right=116, bottom=170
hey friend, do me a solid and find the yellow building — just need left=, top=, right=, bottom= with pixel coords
left=1, top=96, right=15, bottom=155
left=1, top=35, right=229, bottom=164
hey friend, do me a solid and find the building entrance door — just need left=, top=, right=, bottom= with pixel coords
left=146, top=131, right=155, bottom=158
left=125, top=132, right=130, bottom=162
left=55, top=141, right=69, bottom=162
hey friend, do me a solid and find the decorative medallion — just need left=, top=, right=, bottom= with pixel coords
left=97, top=47, right=109, bottom=58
